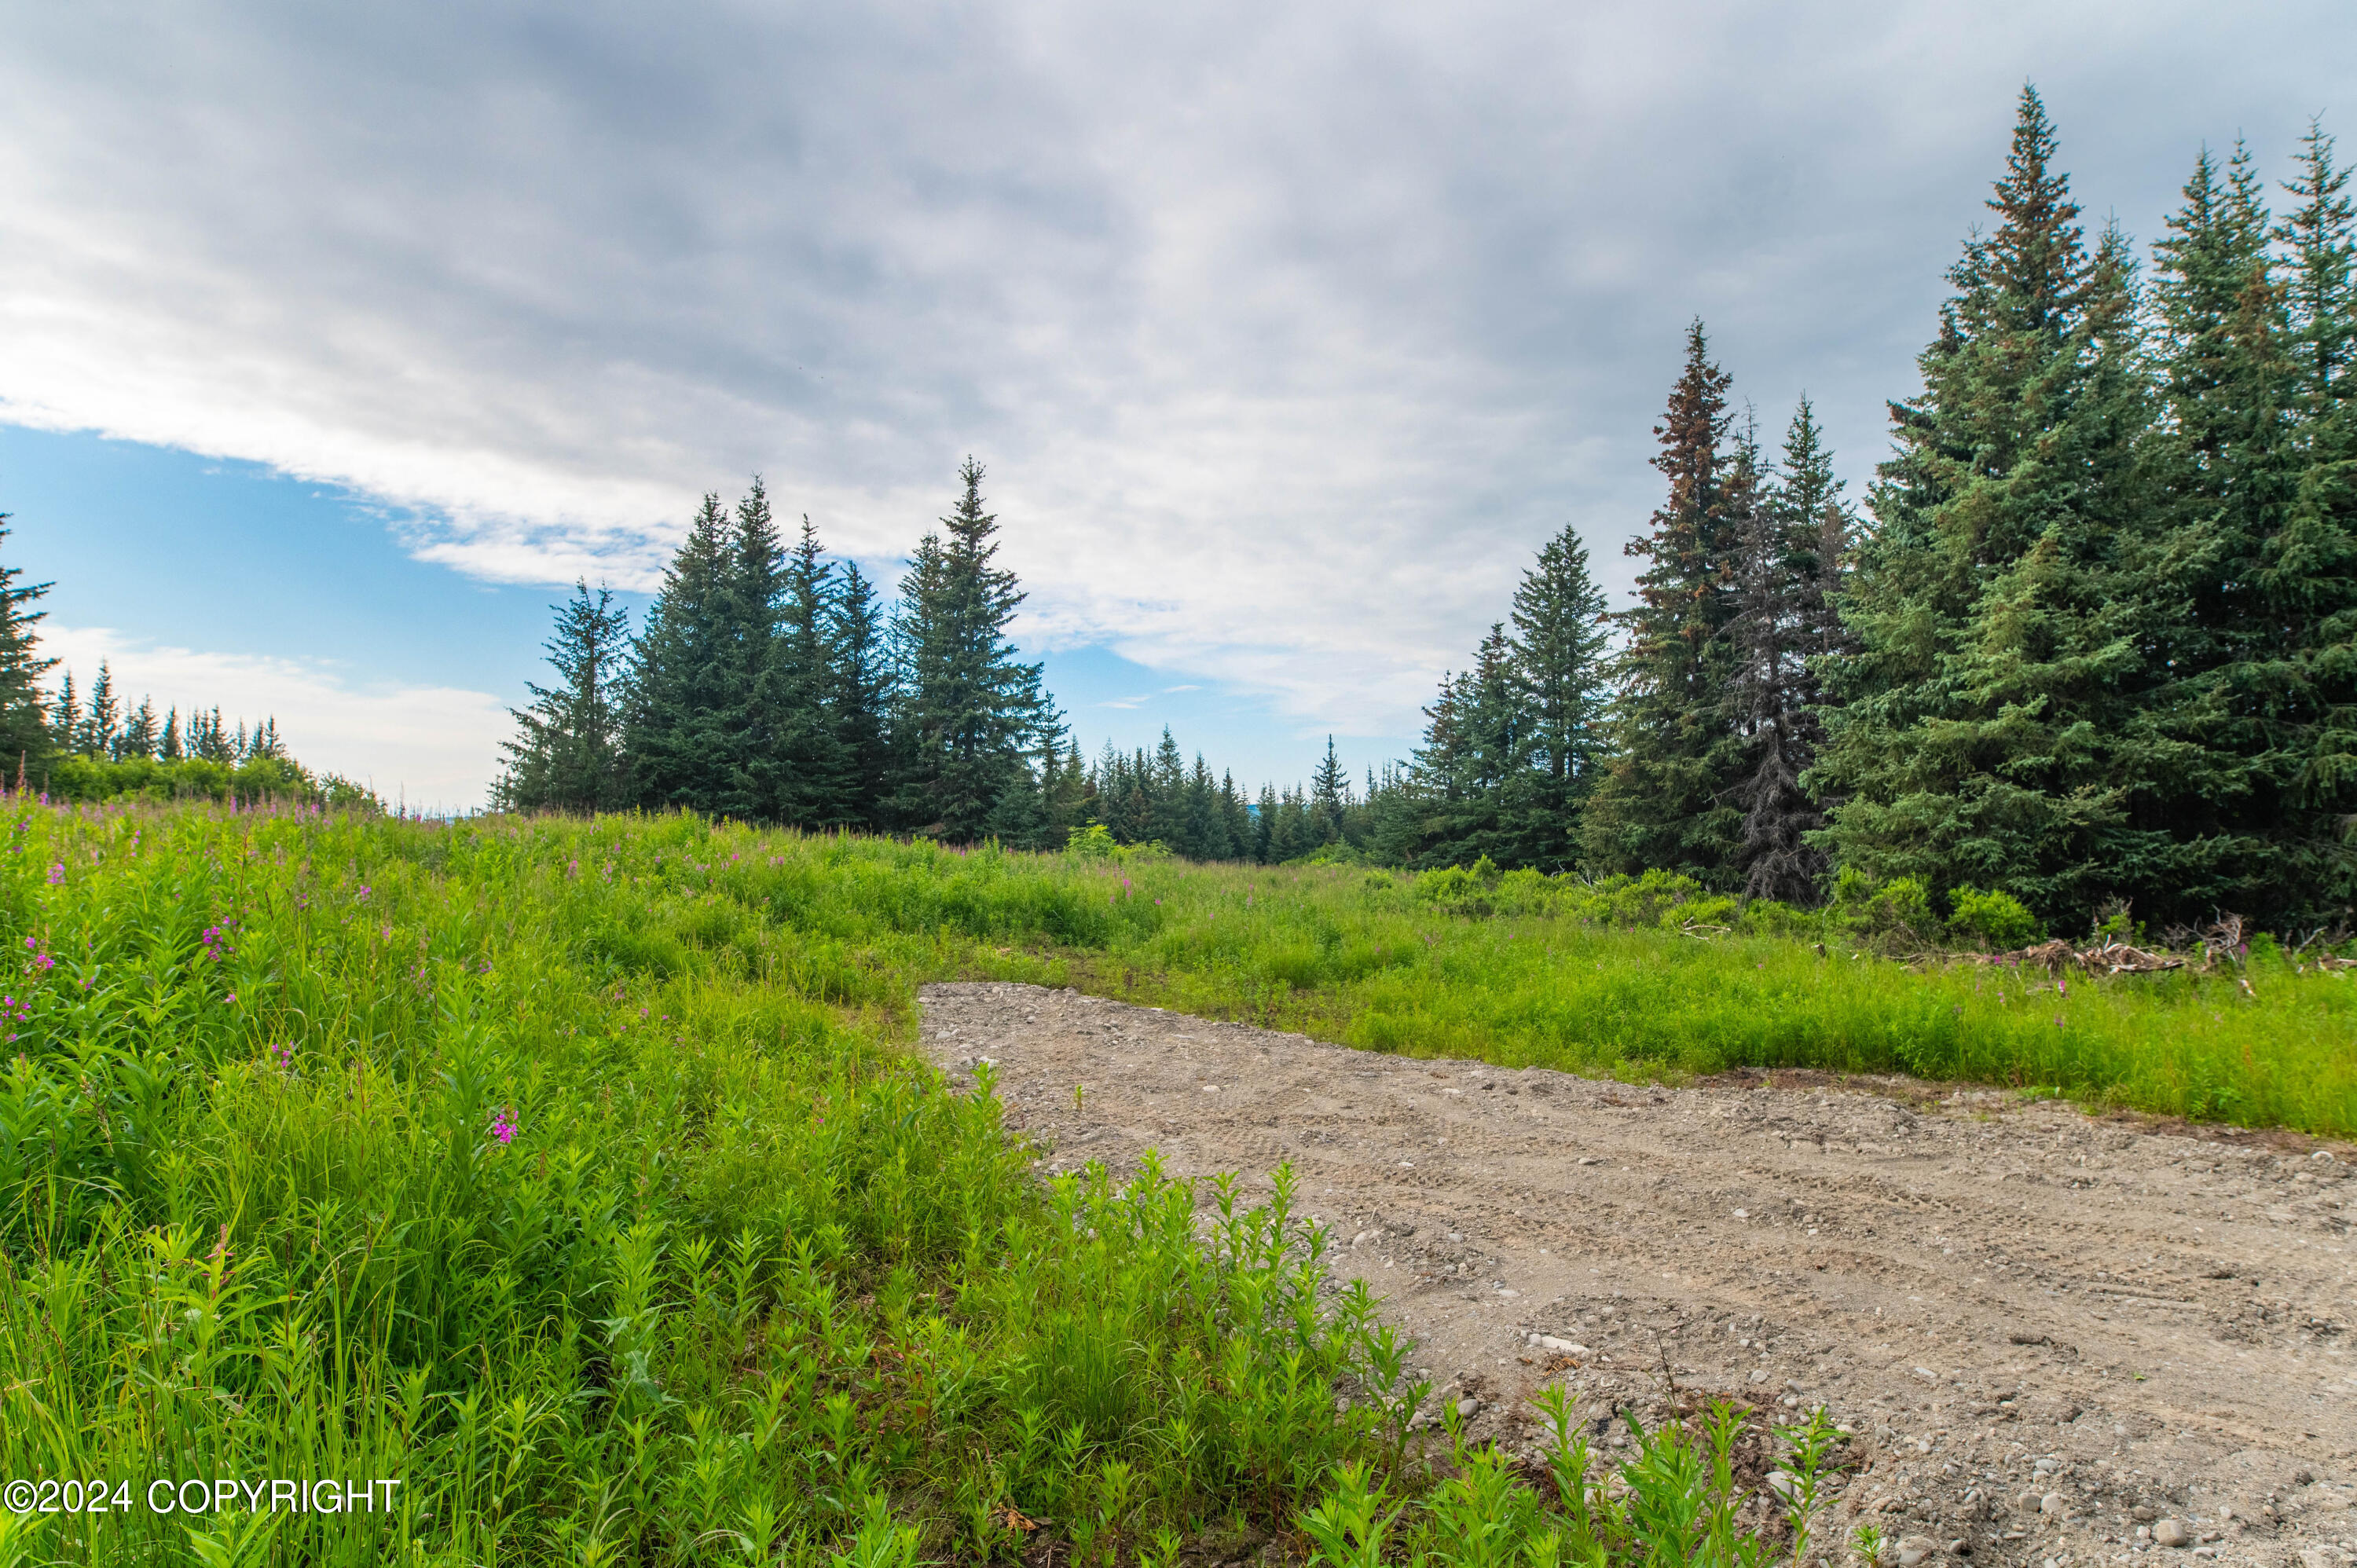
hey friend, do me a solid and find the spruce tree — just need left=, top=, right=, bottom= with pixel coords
left=757, top=514, right=853, bottom=827
left=1041, top=736, right=1091, bottom=844
left=0, top=521, right=53, bottom=768
left=1816, top=90, right=2194, bottom=925
left=1149, top=727, right=1190, bottom=846
left=711, top=479, right=784, bottom=821
left=159, top=708, right=182, bottom=762
left=496, top=581, right=632, bottom=812
left=1309, top=735, right=1351, bottom=844
left=891, top=460, right=1051, bottom=841
left=2142, top=144, right=2304, bottom=915
left=1184, top=753, right=1228, bottom=859
left=193, top=707, right=232, bottom=764
left=1506, top=522, right=1611, bottom=871
left=1252, top=782, right=1280, bottom=862
left=1404, top=628, right=1530, bottom=868
left=2253, top=121, right=2357, bottom=917
left=1218, top=769, right=1252, bottom=860
left=1582, top=321, right=1745, bottom=882
left=86, top=664, right=119, bottom=760
left=831, top=559, right=894, bottom=826
left=1400, top=671, right=1464, bottom=864
left=50, top=671, right=78, bottom=760
left=1729, top=401, right=1852, bottom=903
left=119, top=697, right=159, bottom=760
left=627, top=494, right=742, bottom=815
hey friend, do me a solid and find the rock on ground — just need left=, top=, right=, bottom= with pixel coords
left=922, top=982, right=2357, bottom=1568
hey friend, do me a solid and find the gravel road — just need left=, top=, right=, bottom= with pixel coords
left=922, top=981, right=2357, bottom=1568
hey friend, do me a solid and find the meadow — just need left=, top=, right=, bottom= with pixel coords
left=1050, top=849, right=2357, bottom=1138
left=0, top=801, right=2339, bottom=1566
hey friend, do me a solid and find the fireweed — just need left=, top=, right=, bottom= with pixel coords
left=0, top=801, right=1853, bottom=1566
left=0, top=800, right=2340, bottom=1568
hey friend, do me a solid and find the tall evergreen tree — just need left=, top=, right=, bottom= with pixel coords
left=1183, top=753, right=1229, bottom=859
left=628, top=495, right=742, bottom=815
left=891, top=460, right=1052, bottom=841
left=118, top=696, right=159, bottom=760
left=1041, top=736, right=1091, bottom=844
left=495, top=582, right=633, bottom=812
left=1252, top=782, right=1281, bottom=861
left=722, top=479, right=790, bottom=822
left=756, top=514, right=855, bottom=827
left=1729, top=400, right=1851, bottom=903
left=0, top=522, right=53, bottom=769
left=1148, top=727, right=1190, bottom=846
left=1309, top=735, right=1351, bottom=844
left=1505, top=522, right=1611, bottom=871
left=832, top=559, right=895, bottom=826
left=2252, top=121, right=2357, bottom=917
left=1583, top=321, right=1745, bottom=882
left=1402, top=627, right=1531, bottom=867
left=2140, top=144, right=2308, bottom=916
left=192, top=707, right=233, bottom=764
left=1218, top=768, right=1252, bottom=860
left=50, top=670, right=78, bottom=760
left=85, top=663, right=119, bottom=760
left=159, top=707, right=182, bottom=762
left=1816, top=89, right=2194, bottom=925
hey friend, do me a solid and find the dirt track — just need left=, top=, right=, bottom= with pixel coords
left=922, top=982, right=2357, bottom=1568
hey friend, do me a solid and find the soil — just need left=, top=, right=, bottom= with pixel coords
left=922, top=981, right=2357, bottom=1568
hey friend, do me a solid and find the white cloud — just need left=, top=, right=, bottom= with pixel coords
left=0, top=1, right=2346, bottom=744
left=46, top=625, right=508, bottom=815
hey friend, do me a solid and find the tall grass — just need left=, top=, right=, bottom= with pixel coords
left=1028, top=854, right=2357, bottom=1137
left=0, top=803, right=1849, bottom=1566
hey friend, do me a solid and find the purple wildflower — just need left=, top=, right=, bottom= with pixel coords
left=490, top=1108, right=517, bottom=1145
left=46, top=863, right=62, bottom=885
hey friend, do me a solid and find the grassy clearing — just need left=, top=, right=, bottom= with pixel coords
left=1025, top=854, right=2357, bottom=1138
left=2, top=803, right=1856, bottom=1566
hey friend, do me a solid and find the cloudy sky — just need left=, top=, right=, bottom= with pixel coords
left=0, top=1, right=2348, bottom=808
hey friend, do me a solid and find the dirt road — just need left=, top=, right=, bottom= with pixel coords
left=922, top=982, right=2357, bottom=1568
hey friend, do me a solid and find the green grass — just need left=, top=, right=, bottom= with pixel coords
left=0, top=803, right=1864, bottom=1567
left=1031, top=854, right=2357, bottom=1138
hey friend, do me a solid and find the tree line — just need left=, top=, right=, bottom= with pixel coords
left=1559, top=87, right=2355, bottom=933
left=1361, top=87, right=2355, bottom=933
left=50, top=663, right=288, bottom=766
left=497, top=460, right=1061, bottom=844
left=0, top=515, right=346, bottom=802
left=503, top=88, right=2354, bottom=932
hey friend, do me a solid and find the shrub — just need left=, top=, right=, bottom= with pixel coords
left=1558, top=868, right=1710, bottom=930
left=1413, top=857, right=1505, bottom=917
left=1835, top=871, right=1935, bottom=950
left=1736, top=899, right=1820, bottom=940
left=1066, top=822, right=1119, bottom=860
left=1662, top=893, right=1739, bottom=932
left=1948, top=885, right=2040, bottom=950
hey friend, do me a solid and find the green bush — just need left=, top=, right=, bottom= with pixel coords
left=1065, top=821, right=1119, bottom=860
left=1948, top=885, right=2041, bottom=949
left=1552, top=868, right=1707, bottom=929
left=1831, top=870, right=1935, bottom=950
left=1736, top=899, right=1820, bottom=940
left=1661, top=892, right=1739, bottom=931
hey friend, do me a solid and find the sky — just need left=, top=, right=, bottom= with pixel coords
left=0, top=1, right=2349, bottom=811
